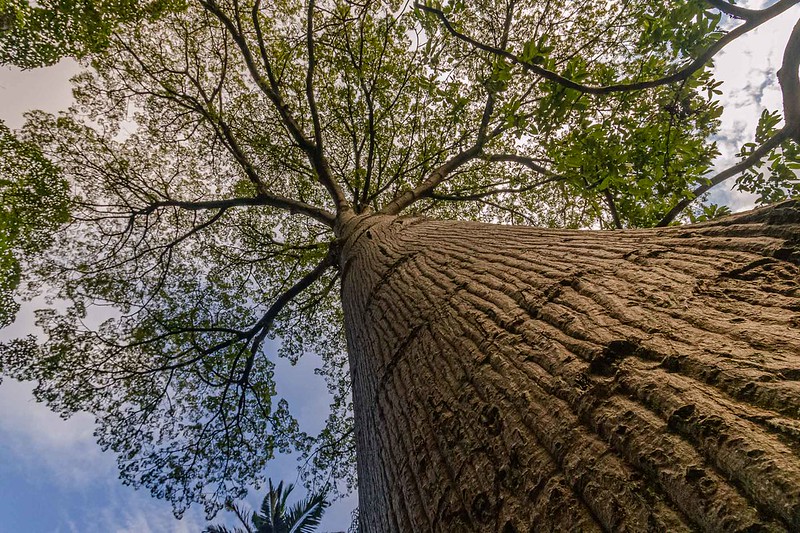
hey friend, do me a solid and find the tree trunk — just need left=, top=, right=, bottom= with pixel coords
left=336, top=201, right=800, bottom=532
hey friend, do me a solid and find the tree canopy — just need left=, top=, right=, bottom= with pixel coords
left=0, top=121, right=69, bottom=328
left=0, top=0, right=183, bottom=67
left=1, top=0, right=799, bottom=519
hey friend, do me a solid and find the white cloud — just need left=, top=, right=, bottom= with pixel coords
left=0, top=379, right=213, bottom=532
left=94, top=495, right=208, bottom=533
left=0, top=378, right=112, bottom=487
left=705, top=2, right=800, bottom=210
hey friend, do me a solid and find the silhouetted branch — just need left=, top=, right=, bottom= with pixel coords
left=704, top=0, right=760, bottom=20
left=656, top=127, right=792, bottom=226
left=134, top=196, right=335, bottom=226
left=415, top=0, right=799, bottom=95
left=239, top=247, right=337, bottom=387
left=200, top=0, right=350, bottom=213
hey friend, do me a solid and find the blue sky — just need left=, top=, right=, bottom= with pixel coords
left=0, top=1, right=798, bottom=531
left=0, top=301, right=357, bottom=532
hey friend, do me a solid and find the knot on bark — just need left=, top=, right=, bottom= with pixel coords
left=470, top=492, right=494, bottom=524
left=667, top=403, right=696, bottom=431
left=479, top=404, right=503, bottom=436
left=589, top=339, right=638, bottom=376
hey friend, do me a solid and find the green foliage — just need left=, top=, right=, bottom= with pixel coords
left=0, top=121, right=69, bottom=327
left=0, top=0, right=184, bottom=68
left=547, top=70, right=722, bottom=228
left=688, top=202, right=732, bottom=223
left=519, top=35, right=554, bottom=65
left=411, top=0, right=728, bottom=228
left=638, top=0, right=724, bottom=59
left=736, top=109, right=800, bottom=205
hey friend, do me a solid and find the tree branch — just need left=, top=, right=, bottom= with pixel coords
left=415, top=0, right=799, bottom=95
left=659, top=14, right=800, bottom=226
left=306, top=0, right=323, bottom=150
left=133, top=196, right=335, bottom=227
left=378, top=91, right=522, bottom=215
left=200, top=0, right=350, bottom=214
left=239, top=247, right=337, bottom=387
left=656, top=127, right=792, bottom=226
left=704, top=0, right=759, bottom=20
left=116, top=244, right=336, bottom=384
left=379, top=144, right=483, bottom=214
left=112, top=36, right=335, bottom=227
left=202, top=1, right=310, bottom=147
left=603, top=189, right=623, bottom=229
left=485, top=153, right=558, bottom=175
left=778, top=17, right=800, bottom=142
left=429, top=175, right=565, bottom=201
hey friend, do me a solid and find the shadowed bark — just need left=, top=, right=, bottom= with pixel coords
left=336, top=200, right=800, bottom=532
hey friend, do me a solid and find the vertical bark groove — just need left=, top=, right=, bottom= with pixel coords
left=338, top=200, right=800, bottom=532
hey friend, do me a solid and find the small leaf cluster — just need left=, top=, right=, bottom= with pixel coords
left=688, top=202, right=732, bottom=223
left=736, top=110, right=800, bottom=205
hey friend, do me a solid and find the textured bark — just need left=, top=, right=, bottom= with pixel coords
left=336, top=200, right=800, bottom=532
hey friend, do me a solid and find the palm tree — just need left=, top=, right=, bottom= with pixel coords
left=206, top=479, right=329, bottom=533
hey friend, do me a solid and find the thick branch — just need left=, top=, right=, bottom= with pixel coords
left=201, top=0, right=311, bottom=148
left=656, top=127, right=792, bottom=226
left=704, top=0, right=760, bottom=20
left=379, top=97, right=518, bottom=215
left=239, top=247, right=337, bottom=386
left=416, top=0, right=799, bottom=95
left=134, top=196, right=335, bottom=227
left=113, top=37, right=335, bottom=227
left=122, top=245, right=336, bottom=381
left=603, top=189, right=623, bottom=229
left=152, top=90, right=334, bottom=226
left=200, top=0, right=350, bottom=213
left=379, top=144, right=483, bottom=214
left=778, top=17, right=800, bottom=141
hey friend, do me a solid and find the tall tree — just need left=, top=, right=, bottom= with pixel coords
left=1, top=0, right=799, bottom=530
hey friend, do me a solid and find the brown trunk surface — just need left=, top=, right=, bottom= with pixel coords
left=336, top=201, right=800, bottom=532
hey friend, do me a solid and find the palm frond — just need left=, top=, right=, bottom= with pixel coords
left=204, top=525, right=250, bottom=533
left=212, top=478, right=328, bottom=533
left=286, top=492, right=329, bottom=533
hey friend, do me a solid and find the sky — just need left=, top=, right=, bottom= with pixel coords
left=0, top=1, right=798, bottom=532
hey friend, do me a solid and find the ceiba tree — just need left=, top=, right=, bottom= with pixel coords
left=2, top=0, right=800, bottom=530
